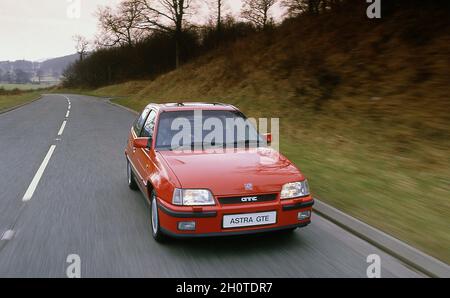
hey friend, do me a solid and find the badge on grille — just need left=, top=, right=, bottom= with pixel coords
left=244, top=183, right=253, bottom=191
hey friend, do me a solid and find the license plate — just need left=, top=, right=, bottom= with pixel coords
left=223, top=211, right=277, bottom=229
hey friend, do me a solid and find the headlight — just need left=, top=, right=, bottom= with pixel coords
left=280, top=180, right=310, bottom=199
left=172, top=189, right=215, bottom=206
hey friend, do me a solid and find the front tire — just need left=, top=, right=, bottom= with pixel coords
left=150, top=190, right=166, bottom=242
left=127, top=159, right=138, bottom=190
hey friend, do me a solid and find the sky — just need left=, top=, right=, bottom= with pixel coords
left=0, top=0, right=284, bottom=62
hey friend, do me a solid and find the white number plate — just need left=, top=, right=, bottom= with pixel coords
left=223, top=211, right=277, bottom=229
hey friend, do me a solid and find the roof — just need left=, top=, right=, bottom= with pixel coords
left=146, top=102, right=238, bottom=112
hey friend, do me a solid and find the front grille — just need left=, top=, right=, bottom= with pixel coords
left=219, top=194, right=277, bottom=205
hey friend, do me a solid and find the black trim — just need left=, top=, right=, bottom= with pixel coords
left=160, top=222, right=310, bottom=238
left=157, top=202, right=217, bottom=218
left=282, top=199, right=315, bottom=211
left=219, top=193, right=277, bottom=205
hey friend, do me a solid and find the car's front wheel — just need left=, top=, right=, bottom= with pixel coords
left=127, top=159, right=138, bottom=190
left=150, top=190, right=166, bottom=242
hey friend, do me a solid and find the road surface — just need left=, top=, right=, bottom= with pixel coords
left=0, top=94, right=423, bottom=277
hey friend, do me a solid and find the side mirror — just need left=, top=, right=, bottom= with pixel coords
left=133, top=137, right=151, bottom=149
left=263, top=133, right=272, bottom=145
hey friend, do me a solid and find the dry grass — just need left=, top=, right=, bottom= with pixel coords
left=0, top=91, right=42, bottom=112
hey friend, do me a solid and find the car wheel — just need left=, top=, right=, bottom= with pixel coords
left=150, top=190, right=166, bottom=242
left=127, top=159, right=138, bottom=190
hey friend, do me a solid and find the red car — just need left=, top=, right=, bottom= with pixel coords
left=125, top=102, right=314, bottom=241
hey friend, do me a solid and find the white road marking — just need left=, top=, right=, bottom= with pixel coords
left=22, top=145, right=56, bottom=202
left=19, top=95, right=71, bottom=207
left=1, top=230, right=15, bottom=241
left=58, top=120, right=67, bottom=136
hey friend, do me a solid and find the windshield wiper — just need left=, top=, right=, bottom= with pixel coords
left=232, top=139, right=259, bottom=147
left=169, top=142, right=204, bottom=151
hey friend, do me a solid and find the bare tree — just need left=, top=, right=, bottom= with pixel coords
left=217, top=0, right=223, bottom=32
left=73, top=35, right=89, bottom=61
left=14, top=69, right=31, bottom=84
left=282, top=0, right=336, bottom=16
left=204, top=0, right=227, bottom=32
left=94, top=0, right=195, bottom=68
left=136, top=0, right=195, bottom=68
left=96, top=0, right=146, bottom=48
left=241, top=0, right=277, bottom=30
left=36, top=69, right=44, bottom=84
left=208, top=0, right=226, bottom=32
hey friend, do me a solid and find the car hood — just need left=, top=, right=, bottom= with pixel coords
left=159, top=147, right=304, bottom=196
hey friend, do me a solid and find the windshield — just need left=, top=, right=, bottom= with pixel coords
left=155, top=110, right=264, bottom=151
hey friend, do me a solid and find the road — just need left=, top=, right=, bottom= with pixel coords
left=0, top=94, right=423, bottom=277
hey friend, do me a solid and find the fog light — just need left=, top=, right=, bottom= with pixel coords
left=178, top=221, right=196, bottom=231
left=298, top=210, right=311, bottom=220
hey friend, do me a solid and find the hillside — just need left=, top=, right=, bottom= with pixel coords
left=82, top=2, right=450, bottom=262
left=39, top=54, right=79, bottom=76
left=0, top=53, right=78, bottom=82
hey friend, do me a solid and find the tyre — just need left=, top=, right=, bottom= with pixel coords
left=150, top=190, right=166, bottom=242
left=127, top=159, right=138, bottom=190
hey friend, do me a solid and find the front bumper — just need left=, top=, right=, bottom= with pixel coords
left=157, top=196, right=314, bottom=237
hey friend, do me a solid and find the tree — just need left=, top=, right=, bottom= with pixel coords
left=207, top=0, right=226, bottom=33
left=73, top=35, right=89, bottom=61
left=241, top=0, right=277, bottom=30
left=14, top=69, right=31, bottom=84
left=137, top=0, right=195, bottom=68
left=36, top=69, right=44, bottom=84
left=281, top=0, right=339, bottom=16
left=95, top=0, right=196, bottom=68
left=4, top=71, right=13, bottom=83
left=96, top=0, right=146, bottom=48
left=216, top=0, right=224, bottom=32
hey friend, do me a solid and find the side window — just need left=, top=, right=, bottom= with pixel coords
left=141, top=110, right=157, bottom=137
left=133, top=108, right=150, bottom=135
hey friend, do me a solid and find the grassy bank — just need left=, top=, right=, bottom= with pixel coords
left=0, top=91, right=42, bottom=112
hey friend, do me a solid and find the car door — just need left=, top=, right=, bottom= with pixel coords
left=128, top=107, right=151, bottom=188
left=134, top=109, right=157, bottom=193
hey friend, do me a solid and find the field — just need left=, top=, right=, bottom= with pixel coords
left=0, top=83, right=56, bottom=90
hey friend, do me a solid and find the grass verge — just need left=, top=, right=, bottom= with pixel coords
left=0, top=91, right=43, bottom=113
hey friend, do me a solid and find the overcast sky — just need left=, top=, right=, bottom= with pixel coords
left=0, top=0, right=284, bottom=62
